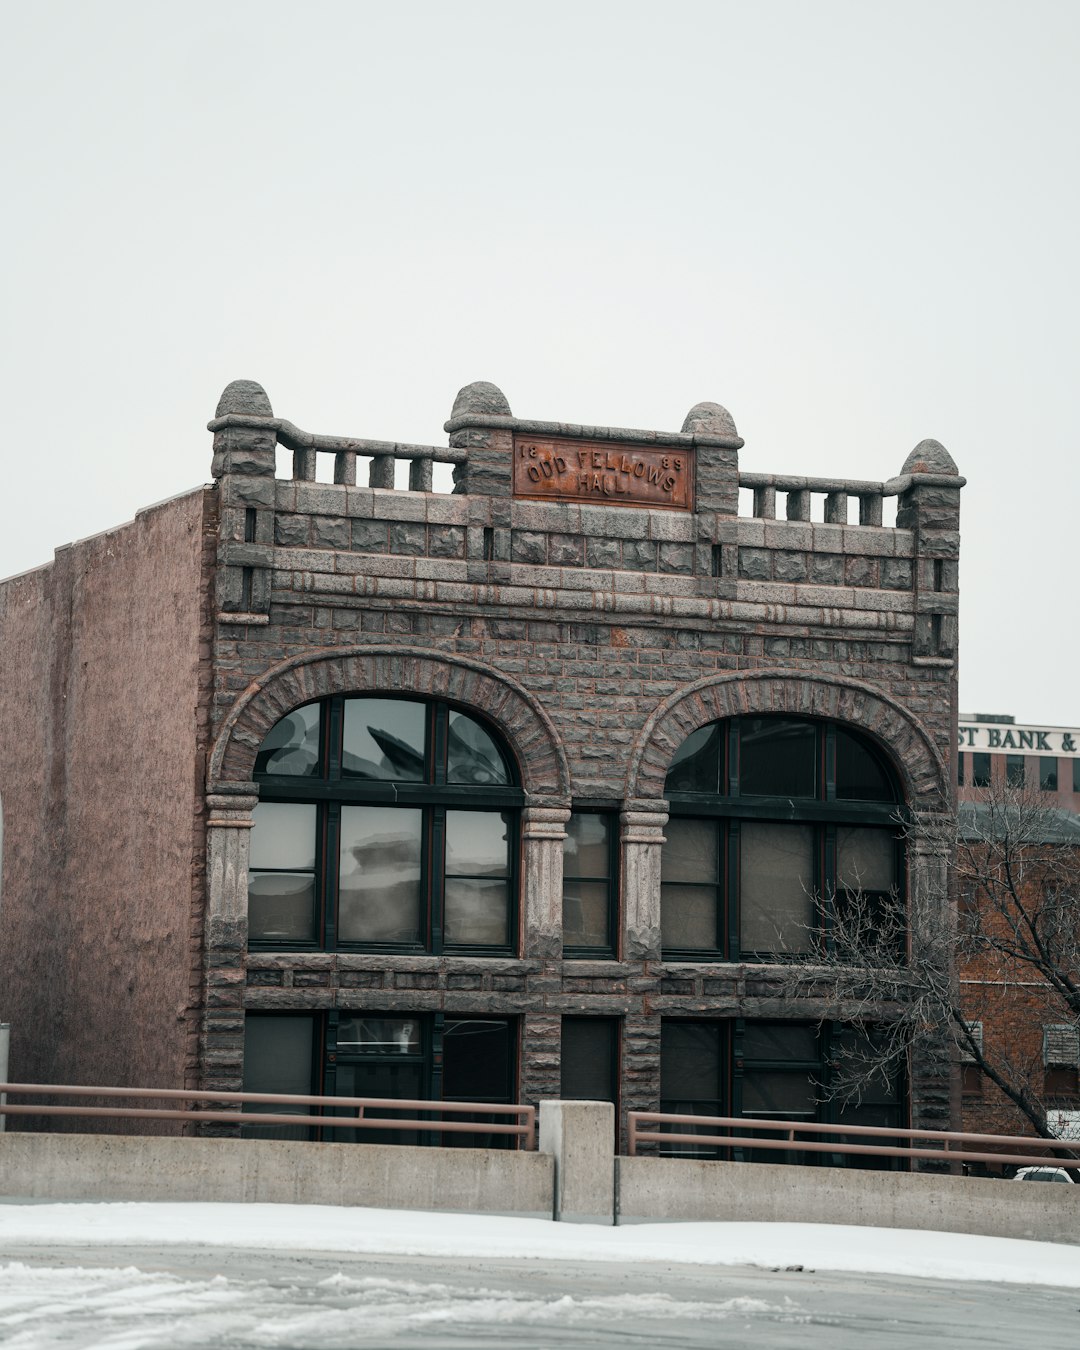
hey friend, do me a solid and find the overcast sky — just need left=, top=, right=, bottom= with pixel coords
left=2, top=1, right=1076, bottom=724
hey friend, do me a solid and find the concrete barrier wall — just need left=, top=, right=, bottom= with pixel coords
left=0, top=1133, right=554, bottom=1218
left=617, top=1156, right=1080, bottom=1245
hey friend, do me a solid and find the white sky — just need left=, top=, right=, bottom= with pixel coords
left=2, top=1, right=1077, bottom=723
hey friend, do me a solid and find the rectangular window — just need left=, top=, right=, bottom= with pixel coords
left=1074, top=760, right=1080, bottom=794
left=1006, top=755, right=1025, bottom=787
left=972, top=753, right=991, bottom=788
left=1040, top=757, right=1059, bottom=791
left=248, top=803, right=318, bottom=944
left=657, top=1019, right=903, bottom=1168
left=661, top=818, right=722, bottom=952
left=957, top=753, right=965, bottom=787
left=243, top=1011, right=518, bottom=1148
left=561, top=1018, right=618, bottom=1105
left=562, top=812, right=617, bottom=955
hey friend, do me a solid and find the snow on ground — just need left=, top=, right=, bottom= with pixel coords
left=0, top=1201, right=1078, bottom=1289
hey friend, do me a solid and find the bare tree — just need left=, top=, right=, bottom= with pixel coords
left=798, top=784, right=1080, bottom=1142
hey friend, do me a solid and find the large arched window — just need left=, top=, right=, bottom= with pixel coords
left=248, top=696, right=522, bottom=954
left=661, top=716, right=902, bottom=960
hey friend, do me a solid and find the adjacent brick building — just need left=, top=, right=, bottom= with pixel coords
left=956, top=714, right=1080, bottom=1145
left=0, top=379, right=965, bottom=1150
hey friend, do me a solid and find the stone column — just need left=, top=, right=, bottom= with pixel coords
left=199, top=789, right=257, bottom=1102
left=906, top=817, right=958, bottom=1146
left=894, top=440, right=964, bottom=664
left=622, top=800, right=668, bottom=961
left=521, top=800, right=571, bottom=961
left=209, top=380, right=278, bottom=618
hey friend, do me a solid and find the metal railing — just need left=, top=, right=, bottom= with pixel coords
left=627, top=1110, right=1080, bottom=1171
left=0, top=1083, right=535, bottom=1148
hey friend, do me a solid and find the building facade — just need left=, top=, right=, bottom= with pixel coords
left=0, top=380, right=964, bottom=1147
left=956, top=713, right=1080, bottom=1144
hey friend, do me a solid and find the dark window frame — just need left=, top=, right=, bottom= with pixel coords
left=1040, top=757, right=1059, bottom=792
left=251, top=696, right=524, bottom=957
left=972, top=752, right=992, bottom=788
left=661, top=717, right=904, bottom=962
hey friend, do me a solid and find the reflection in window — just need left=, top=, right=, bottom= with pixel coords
left=972, top=753, right=991, bottom=787
left=563, top=813, right=616, bottom=954
left=661, top=716, right=902, bottom=961
left=250, top=696, right=521, bottom=954
left=1040, top=757, right=1058, bottom=792
left=254, top=703, right=321, bottom=777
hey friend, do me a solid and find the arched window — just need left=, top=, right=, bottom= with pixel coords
left=248, top=696, right=522, bottom=954
left=661, top=716, right=902, bottom=960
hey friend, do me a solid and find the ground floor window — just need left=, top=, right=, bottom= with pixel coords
left=659, top=1018, right=904, bottom=1168
left=242, top=1011, right=517, bottom=1147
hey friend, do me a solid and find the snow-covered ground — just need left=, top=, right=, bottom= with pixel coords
left=0, top=1201, right=1078, bottom=1287
left=1, top=1204, right=1079, bottom=1348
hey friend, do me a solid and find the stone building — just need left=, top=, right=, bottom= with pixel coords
left=0, top=380, right=964, bottom=1150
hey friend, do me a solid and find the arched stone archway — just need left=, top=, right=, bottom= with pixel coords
left=207, top=644, right=571, bottom=801
left=624, top=669, right=949, bottom=808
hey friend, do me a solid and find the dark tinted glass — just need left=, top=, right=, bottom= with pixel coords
left=334, top=1060, right=425, bottom=1145
left=242, top=1015, right=315, bottom=1139
left=836, top=828, right=895, bottom=892
left=741, top=1070, right=816, bottom=1117
left=564, top=813, right=611, bottom=878
left=739, top=719, right=816, bottom=798
left=972, top=753, right=991, bottom=787
left=1006, top=755, right=1025, bottom=787
left=254, top=703, right=321, bottom=777
left=447, top=711, right=511, bottom=785
left=742, top=1022, right=818, bottom=1063
left=337, top=806, right=422, bottom=944
left=561, top=1019, right=618, bottom=1102
left=248, top=873, right=317, bottom=943
left=337, top=1017, right=422, bottom=1054
left=665, top=724, right=722, bottom=794
left=661, top=819, right=720, bottom=950
left=342, top=698, right=426, bottom=780
left=443, top=1019, right=512, bottom=1101
left=834, top=727, right=896, bottom=802
left=1040, top=757, right=1059, bottom=791
left=1075, top=760, right=1080, bottom=793
left=661, top=1021, right=722, bottom=1102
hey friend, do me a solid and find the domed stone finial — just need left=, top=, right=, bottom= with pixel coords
left=681, top=401, right=740, bottom=441
left=901, top=438, right=958, bottom=476
left=215, top=379, right=273, bottom=419
left=450, top=381, right=512, bottom=421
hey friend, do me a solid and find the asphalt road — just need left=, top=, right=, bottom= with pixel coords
left=1, top=1241, right=1078, bottom=1349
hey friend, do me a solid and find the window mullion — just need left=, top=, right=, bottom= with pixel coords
left=326, top=696, right=344, bottom=779
left=323, top=803, right=339, bottom=951
left=431, top=702, right=447, bottom=787
left=727, top=819, right=740, bottom=959
left=429, top=807, right=445, bottom=953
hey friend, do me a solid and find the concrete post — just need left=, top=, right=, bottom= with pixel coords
left=538, top=1099, right=615, bottom=1224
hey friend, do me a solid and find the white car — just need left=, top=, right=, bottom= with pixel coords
left=1012, top=1166, right=1075, bottom=1183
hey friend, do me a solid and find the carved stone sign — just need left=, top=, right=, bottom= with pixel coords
left=513, top=435, right=694, bottom=510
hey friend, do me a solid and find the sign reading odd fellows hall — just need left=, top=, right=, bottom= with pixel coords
left=513, top=435, right=694, bottom=510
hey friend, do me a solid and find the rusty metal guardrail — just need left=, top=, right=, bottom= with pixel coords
left=627, top=1110, right=1080, bottom=1171
left=0, top=1083, right=536, bottom=1148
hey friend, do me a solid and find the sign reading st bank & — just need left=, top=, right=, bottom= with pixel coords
left=958, top=721, right=1080, bottom=758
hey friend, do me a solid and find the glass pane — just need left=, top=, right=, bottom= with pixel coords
left=834, top=727, right=895, bottom=802
left=743, top=1022, right=818, bottom=1063
left=1040, top=757, right=1059, bottom=791
left=742, top=1070, right=817, bottom=1117
left=661, top=818, right=719, bottom=884
left=661, top=884, right=719, bottom=950
left=1006, top=755, right=1025, bottom=787
left=837, top=828, right=895, bottom=892
left=665, top=724, right=722, bottom=794
left=444, top=878, right=509, bottom=946
left=564, top=813, right=611, bottom=878
left=342, top=698, right=426, bottom=781
left=973, top=753, right=991, bottom=787
left=242, top=1015, right=315, bottom=1139
left=739, top=822, right=815, bottom=953
left=338, top=806, right=422, bottom=944
left=563, top=881, right=610, bottom=949
left=254, top=703, right=321, bottom=778
left=250, top=802, right=316, bottom=870
left=335, top=1060, right=425, bottom=1145
left=562, top=1019, right=617, bottom=1102
left=661, top=1021, right=722, bottom=1102
left=446, top=811, right=510, bottom=876
left=447, top=712, right=511, bottom=785
left=444, top=1020, right=512, bottom=1101
left=337, top=1017, right=422, bottom=1055
left=248, top=873, right=316, bottom=943
left=740, top=719, right=816, bottom=798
